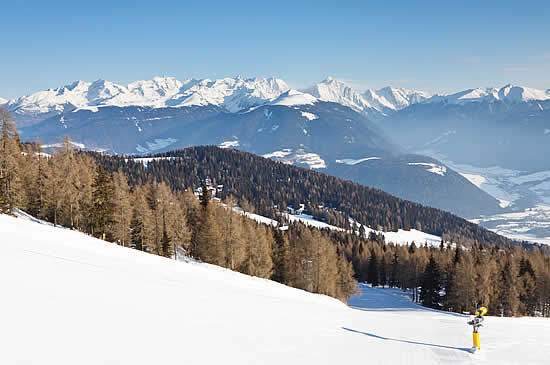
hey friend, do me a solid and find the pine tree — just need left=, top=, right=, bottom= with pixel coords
left=90, top=165, right=115, bottom=240
left=389, top=252, right=399, bottom=288
left=271, top=228, right=289, bottom=283
left=160, top=217, right=172, bottom=258
left=379, top=256, right=387, bottom=288
left=130, top=205, right=145, bottom=251
left=420, top=255, right=442, bottom=309
left=368, top=249, right=379, bottom=287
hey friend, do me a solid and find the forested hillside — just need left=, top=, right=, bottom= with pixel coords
left=3, top=104, right=550, bottom=316
left=92, top=146, right=518, bottom=249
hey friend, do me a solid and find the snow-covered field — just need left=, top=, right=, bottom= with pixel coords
left=1, top=213, right=548, bottom=364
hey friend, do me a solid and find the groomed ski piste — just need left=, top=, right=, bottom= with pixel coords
left=1, top=213, right=549, bottom=364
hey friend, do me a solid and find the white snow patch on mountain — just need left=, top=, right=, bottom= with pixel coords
left=219, top=140, right=240, bottom=148
left=0, top=97, right=7, bottom=105
left=270, top=90, right=318, bottom=107
left=408, top=162, right=447, bottom=176
left=262, top=149, right=293, bottom=159
left=301, top=111, right=319, bottom=120
left=284, top=213, right=345, bottom=231
left=383, top=229, right=442, bottom=247
left=460, top=173, right=487, bottom=188
left=264, top=149, right=325, bottom=169
left=335, top=157, right=380, bottom=165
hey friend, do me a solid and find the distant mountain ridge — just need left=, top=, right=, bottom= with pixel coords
left=6, top=76, right=548, bottom=129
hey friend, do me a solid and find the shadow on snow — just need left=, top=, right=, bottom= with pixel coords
left=342, top=327, right=472, bottom=353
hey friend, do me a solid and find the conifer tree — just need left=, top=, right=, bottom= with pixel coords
left=389, top=252, right=399, bottom=288
left=420, top=255, right=442, bottom=309
left=368, top=249, right=379, bottom=287
left=379, top=256, right=387, bottom=288
left=90, top=165, right=115, bottom=240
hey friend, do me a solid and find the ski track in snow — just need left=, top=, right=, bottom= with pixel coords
left=2, top=214, right=549, bottom=365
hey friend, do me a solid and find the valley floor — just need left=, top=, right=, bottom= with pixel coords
left=1, top=214, right=548, bottom=364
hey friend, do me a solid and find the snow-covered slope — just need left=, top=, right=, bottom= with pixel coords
left=0, top=96, right=7, bottom=105
left=2, top=213, right=549, bottom=365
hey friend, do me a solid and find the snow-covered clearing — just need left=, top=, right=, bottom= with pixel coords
left=262, top=148, right=326, bottom=169
left=1, top=214, right=548, bottom=365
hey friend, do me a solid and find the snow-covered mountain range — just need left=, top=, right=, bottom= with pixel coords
left=6, top=76, right=548, bottom=127
left=5, top=76, right=291, bottom=125
left=428, top=84, right=550, bottom=105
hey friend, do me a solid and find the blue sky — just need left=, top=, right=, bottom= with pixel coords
left=1, top=0, right=549, bottom=98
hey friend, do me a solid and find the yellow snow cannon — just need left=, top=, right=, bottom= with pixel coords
left=467, top=306, right=487, bottom=350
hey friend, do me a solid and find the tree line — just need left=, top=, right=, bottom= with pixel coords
left=338, top=234, right=550, bottom=317
left=0, top=107, right=357, bottom=302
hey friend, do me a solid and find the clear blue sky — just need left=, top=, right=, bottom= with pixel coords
left=1, top=0, right=549, bottom=98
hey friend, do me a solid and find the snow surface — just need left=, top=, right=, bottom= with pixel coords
left=408, top=162, right=447, bottom=176
left=0, top=96, right=7, bottom=104
left=2, top=214, right=549, bottom=365
left=383, top=229, right=442, bottom=247
left=335, top=157, right=381, bottom=165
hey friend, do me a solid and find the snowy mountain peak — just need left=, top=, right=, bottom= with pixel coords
left=304, top=78, right=375, bottom=113
left=370, top=87, right=432, bottom=111
left=0, top=97, right=7, bottom=105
